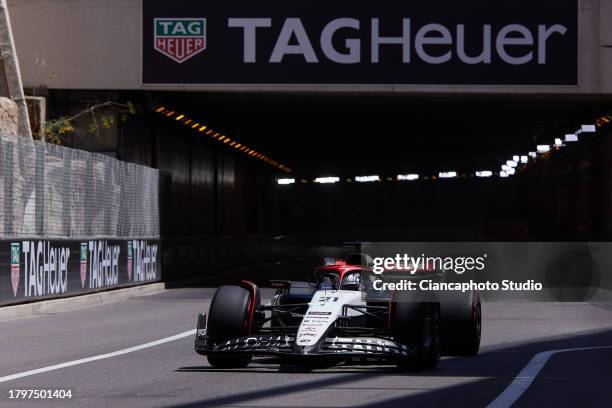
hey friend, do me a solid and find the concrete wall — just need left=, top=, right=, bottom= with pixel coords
left=111, top=103, right=280, bottom=238
left=7, top=0, right=612, bottom=95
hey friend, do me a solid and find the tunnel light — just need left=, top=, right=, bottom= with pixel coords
left=581, top=124, right=596, bottom=133
left=536, top=145, right=550, bottom=153
left=529, top=152, right=537, bottom=158
left=315, top=177, right=340, bottom=184
left=475, top=171, right=493, bottom=178
left=355, top=175, right=380, bottom=183
left=499, top=171, right=509, bottom=178
left=520, top=155, right=528, bottom=164
left=438, top=171, right=457, bottom=179
left=277, top=178, right=295, bottom=185
left=397, top=174, right=419, bottom=181
left=154, top=105, right=291, bottom=173
left=597, top=116, right=611, bottom=127
left=512, top=155, right=519, bottom=162
left=565, top=134, right=578, bottom=142
left=507, top=160, right=518, bottom=168
left=554, top=138, right=563, bottom=147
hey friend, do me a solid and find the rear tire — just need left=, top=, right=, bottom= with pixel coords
left=206, top=285, right=254, bottom=368
left=439, top=290, right=481, bottom=356
left=391, top=290, right=441, bottom=370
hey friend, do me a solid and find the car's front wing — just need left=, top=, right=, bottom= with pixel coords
left=195, top=314, right=415, bottom=362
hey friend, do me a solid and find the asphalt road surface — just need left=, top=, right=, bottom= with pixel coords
left=1, top=282, right=612, bottom=408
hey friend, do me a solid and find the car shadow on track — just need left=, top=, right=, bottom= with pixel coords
left=169, top=328, right=612, bottom=408
left=176, top=356, right=434, bottom=375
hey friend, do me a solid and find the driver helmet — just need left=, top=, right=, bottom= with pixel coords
left=342, top=273, right=361, bottom=290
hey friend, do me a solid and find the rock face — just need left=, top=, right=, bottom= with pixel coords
left=0, top=97, right=18, bottom=136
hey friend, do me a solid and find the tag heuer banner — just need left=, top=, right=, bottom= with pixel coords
left=0, top=239, right=160, bottom=306
left=142, top=0, right=578, bottom=85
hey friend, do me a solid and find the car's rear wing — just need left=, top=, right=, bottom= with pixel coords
left=269, top=280, right=291, bottom=289
left=343, top=241, right=364, bottom=250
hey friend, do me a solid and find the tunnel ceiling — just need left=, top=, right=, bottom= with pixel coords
left=156, top=92, right=605, bottom=177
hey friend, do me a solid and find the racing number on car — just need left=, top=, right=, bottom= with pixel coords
left=318, top=296, right=339, bottom=302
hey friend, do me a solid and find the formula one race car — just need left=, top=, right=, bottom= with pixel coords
left=194, top=249, right=481, bottom=369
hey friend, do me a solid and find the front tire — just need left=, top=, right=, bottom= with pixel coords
left=391, top=290, right=441, bottom=369
left=206, top=285, right=254, bottom=368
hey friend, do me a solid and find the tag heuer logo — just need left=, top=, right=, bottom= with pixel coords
left=10, top=243, right=20, bottom=297
left=80, top=243, right=88, bottom=288
left=154, top=18, right=206, bottom=63
left=127, top=241, right=133, bottom=281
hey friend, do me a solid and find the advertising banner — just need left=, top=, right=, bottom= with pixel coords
left=142, top=0, right=578, bottom=85
left=0, top=239, right=160, bottom=306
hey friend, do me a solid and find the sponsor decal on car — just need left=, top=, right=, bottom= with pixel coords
left=301, top=319, right=327, bottom=326
left=217, top=335, right=295, bottom=351
left=308, top=311, right=332, bottom=316
left=326, top=337, right=410, bottom=356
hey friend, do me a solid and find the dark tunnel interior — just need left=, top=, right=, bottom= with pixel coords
left=50, top=90, right=612, bottom=246
left=153, top=93, right=605, bottom=177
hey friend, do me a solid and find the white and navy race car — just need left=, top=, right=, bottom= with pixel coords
left=195, top=251, right=481, bottom=369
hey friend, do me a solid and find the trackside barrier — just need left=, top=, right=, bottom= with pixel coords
left=0, top=133, right=160, bottom=306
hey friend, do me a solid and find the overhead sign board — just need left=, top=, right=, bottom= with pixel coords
left=142, top=0, right=578, bottom=85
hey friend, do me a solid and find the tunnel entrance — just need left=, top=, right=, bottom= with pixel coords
left=122, top=92, right=612, bottom=244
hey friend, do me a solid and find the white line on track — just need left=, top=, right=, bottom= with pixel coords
left=487, top=345, right=612, bottom=408
left=0, top=329, right=196, bottom=384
